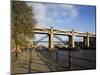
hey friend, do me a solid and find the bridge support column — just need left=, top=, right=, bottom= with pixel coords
left=83, top=32, right=90, bottom=48
left=68, top=35, right=75, bottom=48
left=68, top=29, right=75, bottom=48
left=89, top=37, right=96, bottom=48
left=49, top=27, right=54, bottom=49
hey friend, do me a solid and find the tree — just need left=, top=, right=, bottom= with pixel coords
left=12, top=1, right=36, bottom=59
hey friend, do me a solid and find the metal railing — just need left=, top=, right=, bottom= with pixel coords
left=36, top=48, right=96, bottom=71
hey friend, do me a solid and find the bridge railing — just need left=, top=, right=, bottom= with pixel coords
left=35, top=48, right=96, bottom=70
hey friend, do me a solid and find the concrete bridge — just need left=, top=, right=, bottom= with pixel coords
left=32, top=27, right=96, bottom=49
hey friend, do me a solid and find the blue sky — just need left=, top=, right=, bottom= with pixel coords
left=27, top=2, right=96, bottom=46
left=31, top=2, right=96, bottom=32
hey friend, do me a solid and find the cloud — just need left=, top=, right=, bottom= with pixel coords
left=27, top=2, right=79, bottom=29
left=48, top=4, right=79, bottom=23
left=32, top=3, right=47, bottom=28
left=65, top=5, right=79, bottom=22
left=27, top=2, right=49, bottom=28
left=30, top=3, right=56, bottom=28
left=60, top=4, right=75, bottom=10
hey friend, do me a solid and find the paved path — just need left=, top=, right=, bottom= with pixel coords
left=12, top=49, right=51, bottom=74
left=11, top=49, right=67, bottom=74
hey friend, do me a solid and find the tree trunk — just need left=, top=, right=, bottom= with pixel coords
left=14, top=36, right=18, bottom=59
left=23, top=33, right=26, bottom=51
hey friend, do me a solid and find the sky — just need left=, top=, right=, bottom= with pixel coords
left=27, top=2, right=96, bottom=46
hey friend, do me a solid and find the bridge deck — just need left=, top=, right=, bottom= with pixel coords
left=33, top=28, right=96, bottom=37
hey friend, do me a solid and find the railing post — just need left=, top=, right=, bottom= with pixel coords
left=28, top=47, right=33, bottom=73
left=68, top=29, right=75, bottom=48
left=68, top=48, right=71, bottom=70
left=56, top=50, right=58, bottom=63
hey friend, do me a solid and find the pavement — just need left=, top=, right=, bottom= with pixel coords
left=11, top=49, right=67, bottom=75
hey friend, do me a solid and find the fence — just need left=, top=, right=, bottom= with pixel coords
left=36, top=48, right=96, bottom=71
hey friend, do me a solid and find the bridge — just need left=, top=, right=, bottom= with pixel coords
left=32, top=27, right=96, bottom=49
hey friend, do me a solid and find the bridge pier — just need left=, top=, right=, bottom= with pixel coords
left=48, top=27, right=54, bottom=49
left=68, top=29, right=75, bottom=48
left=89, top=37, right=96, bottom=48
left=83, top=32, right=90, bottom=48
left=68, top=35, right=75, bottom=48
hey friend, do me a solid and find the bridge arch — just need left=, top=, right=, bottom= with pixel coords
left=34, top=35, right=67, bottom=45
